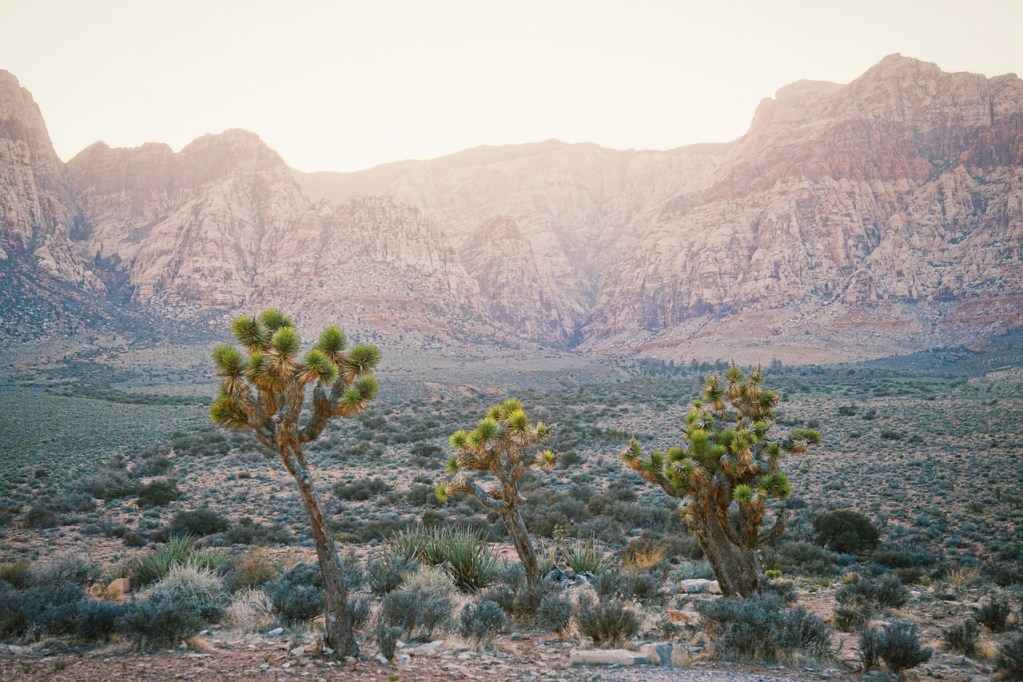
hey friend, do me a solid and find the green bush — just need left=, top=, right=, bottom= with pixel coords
left=860, top=621, right=931, bottom=674
left=136, top=480, right=180, bottom=508
left=380, top=588, right=452, bottom=640
left=996, top=633, right=1023, bottom=679
left=375, top=623, right=402, bottom=661
left=169, top=508, right=229, bottom=537
left=536, top=593, right=573, bottom=632
left=269, top=563, right=324, bottom=623
left=22, top=505, right=60, bottom=529
left=333, top=477, right=389, bottom=501
left=812, top=510, right=880, bottom=554
left=459, top=599, right=506, bottom=648
left=974, top=595, right=1011, bottom=632
left=0, top=560, right=33, bottom=589
left=942, top=618, right=979, bottom=656
left=366, top=553, right=419, bottom=596
left=835, top=573, right=908, bottom=611
left=576, top=596, right=640, bottom=647
left=698, top=593, right=831, bottom=662
left=116, top=598, right=204, bottom=648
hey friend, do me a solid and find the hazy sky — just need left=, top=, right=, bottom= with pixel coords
left=3, top=0, right=1021, bottom=172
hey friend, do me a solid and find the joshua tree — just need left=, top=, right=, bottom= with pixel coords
left=622, top=364, right=819, bottom=596
left=209, top=309, right=380, bottom=657
left=438, top=398, right=554, bottom=581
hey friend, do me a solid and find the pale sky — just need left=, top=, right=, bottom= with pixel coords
left=2, top=0, right=1021, bottom=172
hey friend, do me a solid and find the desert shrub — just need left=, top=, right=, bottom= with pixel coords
left=812, top=510, right=880, bottom=554
left=590, top=569, right=632, bottom=600
left=128, top=535, right=197, bottom=587
left=575, top=596, right=640, bottom=647
left=389, top=525, right=499, bottom=592
left=117, top=597, right=204, bottom=648
left=974, top=595, right=1011, bottom=632
left=859, top=626, right=884, bottom=671
left=623, top=536, right=667, bottom=572
left=375, top=623, right=402, bottom=661
left=0, top=583, right=85, bottom=638
left=140, top=564, right=227, bottom=620
left=224, top=548, right=278, bottom=592
left=537, top=593, right=573, bottom=632
left=0, top=560, right=33, bottom=589
left=484, top=564, right=553, bottom=622
left=23, top=505, right=60, bottom=529
left=225, top=588, right=274, bottom=632
left=366, top=553, right=419, bottom=596
left=860, top=621, right=931, bottom=674
left=333, top=477, right=389, bottom=501
left=137, top=455, right=174, bottom=477
left=765, top=541, right=838, bottom=576
left=942, top=618, right=979, bottom=656
left=223, top=517, right=292, bottom=546
left=81, top=473, right=138, bottom=501
left=136, top=480, right=180, bottom=508
left=169, top=508, right=229, bottom=537
left=459, top=599, right=506, bottom=648
left=565, top=536, right=609, bottom=575
left=71, top=601, right=125, bottom=641
left=35, top=555, right=101, bottom=588
left=996, top=633, right=1023, bottom=679
left=50, top=491, right=97, bottom=513
left=832, top=604, right=873, bottom=632
left=269, top=563, right=324, bottom=623
left=761, top=578, right=798, bottom=604
left=669, top=559, right=716, bottom=581
left=835, top=573, right=908, bottom=610
left=699, top=593, right=831, bottom=662
left=380, top=588, right=452, bottom=640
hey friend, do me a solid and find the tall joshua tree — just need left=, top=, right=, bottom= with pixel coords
left=209, top=309, right=380, bottom=657
left=438, top=399, right=554, bottom=581
left=622, top=364, right=819, bottom=596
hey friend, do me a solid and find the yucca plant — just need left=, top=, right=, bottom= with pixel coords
left=209, top=309, right=380, bottom=657
left=565, top=536, right=610, bottom=575
left=439, top=399, right=555, bottom=581
left=388, top=526, right=500, bottom=592
left=622, top=363, right=819, bottom=596
left=129, top=535, right=198, bottom=587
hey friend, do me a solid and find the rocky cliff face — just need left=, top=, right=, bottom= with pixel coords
left=3, top=55, right=1021, bottom=359
left=65, top=132, right=485, bottom=344
left=583, top=55, right=1023, bottom=360
left=295, top=139, right=726, bottom=343
left=0, top=70, right=100, bottom=290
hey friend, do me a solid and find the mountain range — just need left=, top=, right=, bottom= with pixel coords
left=1, top=54, right=1021, bottom=362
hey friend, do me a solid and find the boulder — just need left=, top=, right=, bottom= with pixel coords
left=106, top=577, right=131, bottom=598
left=569, top=649, right=651, bottom=666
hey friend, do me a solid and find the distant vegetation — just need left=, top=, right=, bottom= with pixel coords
left=0, top=330, right=1021, bottom=676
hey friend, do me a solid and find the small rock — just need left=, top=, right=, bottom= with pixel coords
left=679, top=579, right=712, bottom=594
left=375, top=655, right=389, bottom=665
left=259, top=663, right=270, bottom=671
left=267, top=627, right=284, bottom=637
left=321, top=647, right=333, bottom=656
left=291, top=646, right=306, bottom=656
left=570, top=649, right=651, bottom=666
left=707, top=580, right=721, bottom=594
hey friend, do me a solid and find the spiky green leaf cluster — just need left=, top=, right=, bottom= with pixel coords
left=622, top=362, right=815, bottom=514
left=441, top=398, right=555, bottom=503
left=211, top=309, right=380, bottom=441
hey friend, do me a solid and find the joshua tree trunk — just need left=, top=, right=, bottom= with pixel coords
left=281, top=446, right=358, bottom=657
left=503, top=505, right=539, bottom=581
left=693, top=510, right=760, bottom=597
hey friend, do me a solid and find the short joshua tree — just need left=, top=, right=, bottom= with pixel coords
left=622, top=364, right=819, bottom=596
left=209, top=309, right=380, bottom=656
left=439, top=399, right=554, bottom=581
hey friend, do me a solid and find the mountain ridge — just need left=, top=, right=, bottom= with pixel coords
left=1, top=55, right=1021, bottom=362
